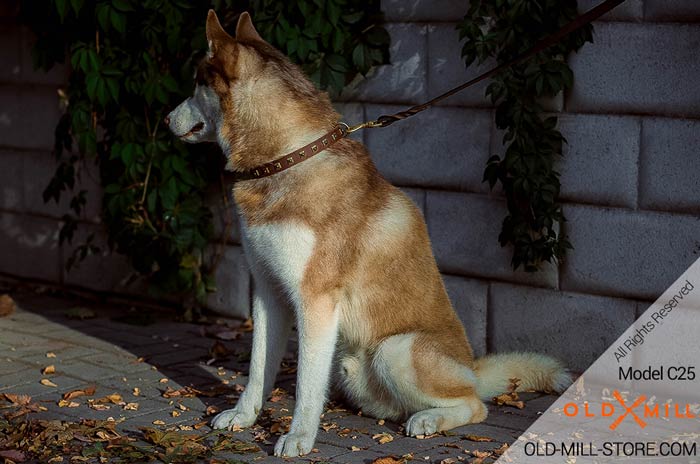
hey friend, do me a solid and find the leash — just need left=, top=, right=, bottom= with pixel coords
left=342, top=0, right=626, bottom=133
left=233, top=0, right=625, bottom=182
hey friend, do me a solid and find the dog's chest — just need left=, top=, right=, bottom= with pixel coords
left=241, top=219, right=316, bottom=297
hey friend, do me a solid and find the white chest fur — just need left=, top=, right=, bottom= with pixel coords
left=240, top=219, right=316, bottom=302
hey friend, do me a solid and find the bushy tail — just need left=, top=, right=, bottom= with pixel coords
left=473, top=352, right=573, bottom=400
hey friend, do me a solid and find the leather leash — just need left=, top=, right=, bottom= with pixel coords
left=233, top=0, right=625, bottom=182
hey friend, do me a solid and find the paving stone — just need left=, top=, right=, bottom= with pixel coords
left=340, top=23, right=428, bottom=104
left=489, top=282, right=637, bottom=372
left=425, top=191, right=559, bottom=288
left=645, top=0, right=700, bottom=21
left=639, top=117, right=700, bottom=214
left=561, top=204, right=700, bottom=300
left=567, top=23, right=700, bottom=118
left=442, top=274, right=488, bottom=357
left=0, top=291, right=570, bottom=461
left=0, top=212, right=62, bottom=281
left=558, top=113, right=640, bottom=208
left=365, top=105, right=491, bottom=191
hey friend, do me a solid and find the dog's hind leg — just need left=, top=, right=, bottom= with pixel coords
left=211, top=275, right=293, bottom=430
left=372, top=333, right=487, bottom=437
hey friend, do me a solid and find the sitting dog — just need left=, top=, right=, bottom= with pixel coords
left=166, top=10, right=572, bottom=457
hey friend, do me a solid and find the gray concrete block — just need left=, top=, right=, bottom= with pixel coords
left=425, top=191, right=559, bottom=288
left=558, top=113, right=640, bottom=208
left=0, top=85, right=62, bottom=150
left=639, top=117, right=700, bottom=214
left=208, top=188, right=241, bottom=245
left=0, top=150, right=23, bottom=210
left=567, top=23, right=700, bottom=118
left=0, top=212, right=61, bottom=282
left=442, top=274, right=487, bottom=357
left=340, top=23, right=428, bottom=104
left=0, top=24, right=21, bottom=83
left=22, top=150, right=71, bottom=217
left=365, top=104, right=491, bottom=191
left=578, top=0, right=643, bottom=21
left=62, top=222, right=136, bottom=293
left=645, top=0, right=700, bottom=22
left=20, top=27, right=67, bottom=85
left=427, top=23, right=493, bottom=108
left=561, top=204, right=700, bottom=300
left=489, top=283, right=637, bottom=372
left=205, top=245, right=251, bottom=318
left=383, top=0, right=468, bottom=22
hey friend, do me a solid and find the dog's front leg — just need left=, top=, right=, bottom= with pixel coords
left=274, top=295, right=339, bottom=457
left=211, top=277, right=293, bottom=430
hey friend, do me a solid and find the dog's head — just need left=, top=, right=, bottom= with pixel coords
left=166, top=11, right=335, bottom=170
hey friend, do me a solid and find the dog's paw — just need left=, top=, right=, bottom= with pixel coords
left=210, top=407, right=257, bottom=430
left=273, top=431, right=315, bottom=457
left=405, top=410, right=441, bottom=437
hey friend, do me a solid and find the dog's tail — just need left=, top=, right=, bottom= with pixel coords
left=473, top=352, right=573, bottom=400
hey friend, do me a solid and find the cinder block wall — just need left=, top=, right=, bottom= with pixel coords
left=2, top=2, right=699, bottom=371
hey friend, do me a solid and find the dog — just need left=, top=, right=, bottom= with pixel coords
left=166, top=10, right=572, bottom=458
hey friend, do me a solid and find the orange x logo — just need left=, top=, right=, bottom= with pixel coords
left=609, top=390, right=647, bottom=430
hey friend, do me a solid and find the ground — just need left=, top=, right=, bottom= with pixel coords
left=0, top=290, right=560, bottom=463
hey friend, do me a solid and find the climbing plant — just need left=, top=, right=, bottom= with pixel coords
left=458, top=0, right=592, bottom=271
left=21, top=0, right=389, bottom=304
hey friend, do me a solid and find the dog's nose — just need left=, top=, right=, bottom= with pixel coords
left=164, top=115, right=171, bottom=125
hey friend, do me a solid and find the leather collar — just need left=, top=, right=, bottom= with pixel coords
left=231, top=125, right=348, bottom=182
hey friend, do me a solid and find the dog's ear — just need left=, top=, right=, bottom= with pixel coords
left=206, top=10, right=233, bottom=55
left=235, top=12, right=264, bottom=43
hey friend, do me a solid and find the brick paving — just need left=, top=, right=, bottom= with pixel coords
left=0, top=291, right=559, bottom=463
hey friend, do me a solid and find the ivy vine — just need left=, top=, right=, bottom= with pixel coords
left=21, top=0, right=389, bottom=305
left=458, top=0, right=593, bottom=271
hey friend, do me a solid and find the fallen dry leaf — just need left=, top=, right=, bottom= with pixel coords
left=371, top=458, right=404, bottom=464
left=152, top=420, right=165, bottom=425
left=493, top=377, right=525, bottom=409
left=464, top=434, right=495, bottom=442
left=350, top=446, right=362, bottom=452
left=205, top=405, right=220, bottom=416
left=209, top=340, right=231, bottom=359
left=93, top=393, right=123, bottom=405
left=0, top=294, right=16, bottom=317
left=46, top=352, right=56, bottom=358
left=269, top=387, right=286, bottom=403
left=63, top=385, right=96, bottom=400
left=57, top=399, right=80, bottom=408
left=124, top=402, right=139, bottom=411
left=132, top=387, right=140, bottom=396
left=40, top=378, right=58, bottom=387
left=159, top=378, right=169, bottom=383
left=171, top=410, right=181, bottom=417
left=42, top=365, right=56, bottom=375
left=372, top=432, right=394, bottom=444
